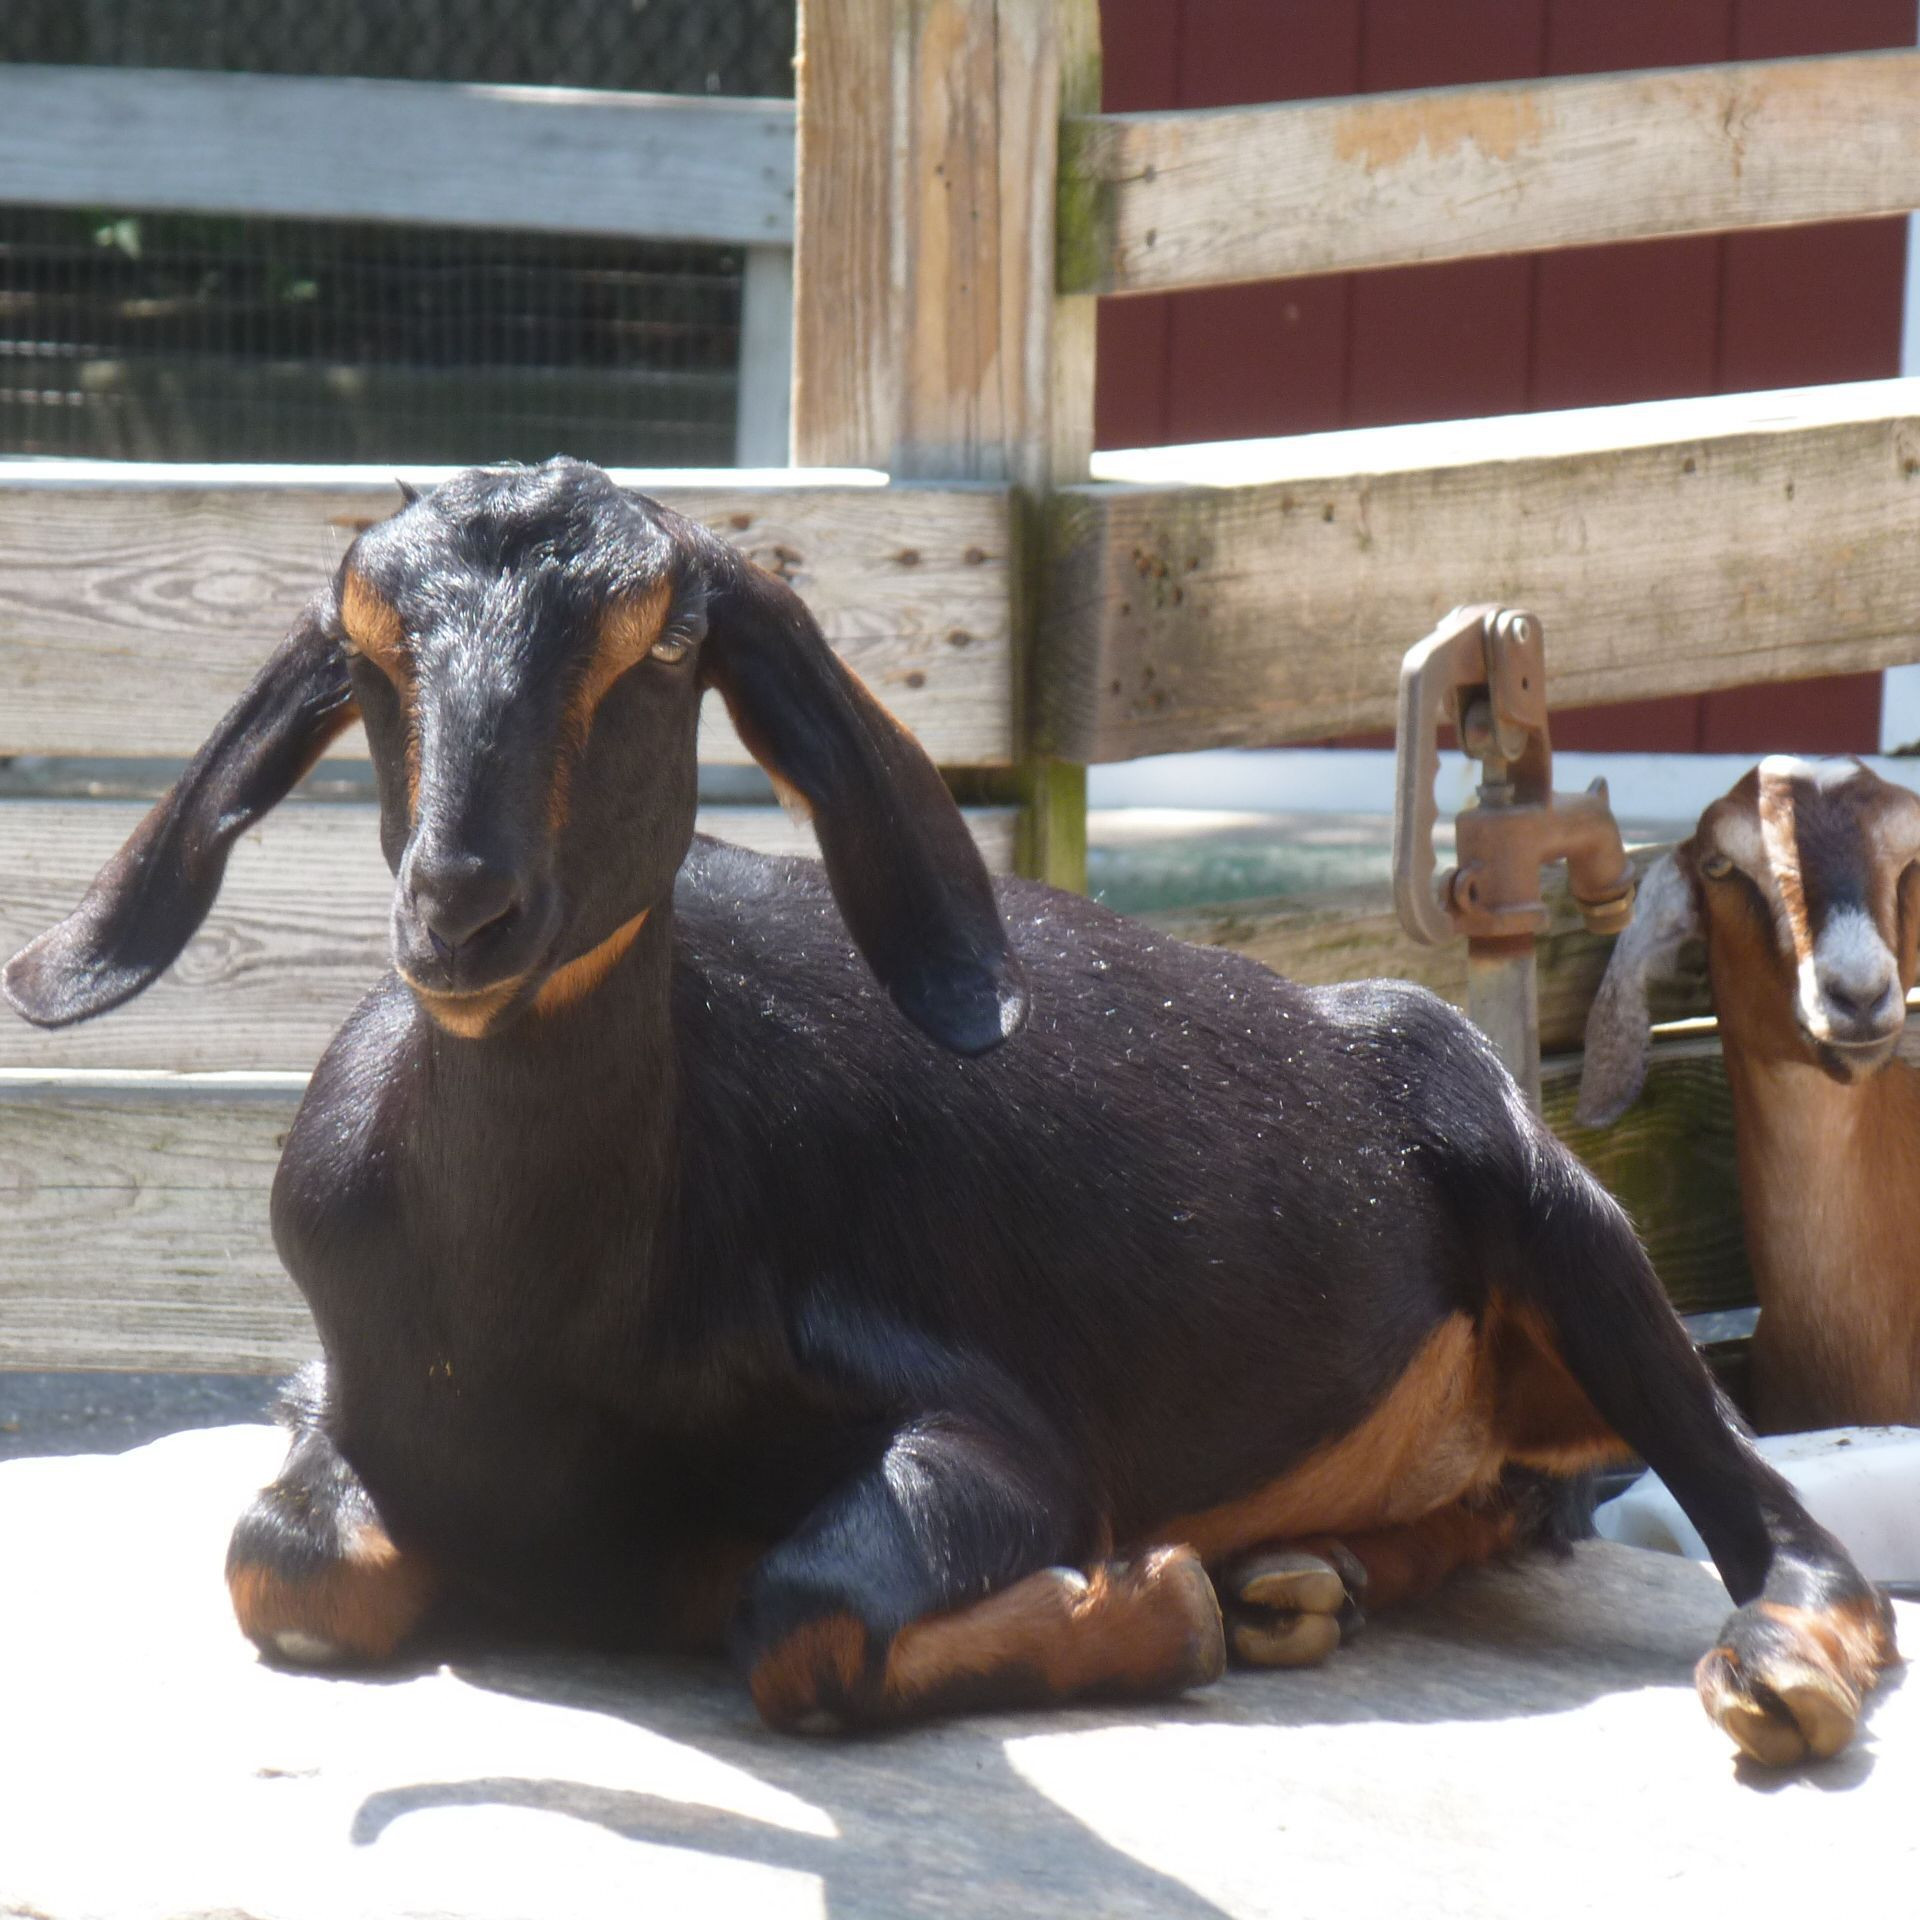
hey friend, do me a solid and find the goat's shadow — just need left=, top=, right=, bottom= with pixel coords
left=343, top=1542, right=1901, bottom=1917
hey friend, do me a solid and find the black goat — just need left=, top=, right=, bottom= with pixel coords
left=4, top=460, right=1894, bottom=1764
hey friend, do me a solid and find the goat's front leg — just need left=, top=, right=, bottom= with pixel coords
left=226, top=1370, right=435, bottom=1666
left=732, top=1413, right=1224, bottom=1733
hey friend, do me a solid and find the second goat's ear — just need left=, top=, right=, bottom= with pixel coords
left=1576, top=852, right=1701, bottom=1128
left=698, top=543, right=1028, bottom=1055
left=3, top=595, right=359, bottom=1028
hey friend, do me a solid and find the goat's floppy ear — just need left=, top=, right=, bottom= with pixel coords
left=4, top=594, right=358, bottom=1027
left=1576, top=852, right=1700, bottom=1128
left=698, top=542, right=1028, bottom=1055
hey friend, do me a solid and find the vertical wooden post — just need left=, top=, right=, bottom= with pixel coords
left=792, top=0, right=1098, bottom=889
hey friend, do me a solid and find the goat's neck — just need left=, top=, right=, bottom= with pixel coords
left=420, top=902, right=680, bottom=1173
left=1721, top=1043, right=1920, bottom=1426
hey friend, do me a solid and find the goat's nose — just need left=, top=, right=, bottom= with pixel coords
left=408, top=852, right=522, bottom=960
left=1813, top=945, right=1901, bottom=1037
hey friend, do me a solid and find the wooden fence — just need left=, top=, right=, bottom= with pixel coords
left=4, top=6, right=1920, bottom=1371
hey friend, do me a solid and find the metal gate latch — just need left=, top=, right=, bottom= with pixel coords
left=1391, top=603, right=1635, bottom=1107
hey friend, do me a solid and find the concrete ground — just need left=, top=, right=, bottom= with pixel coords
left=3, top=1424, right=1913, bottom=1920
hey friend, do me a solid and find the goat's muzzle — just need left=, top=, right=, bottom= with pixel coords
left=392, top=844, right=560, bottom=1016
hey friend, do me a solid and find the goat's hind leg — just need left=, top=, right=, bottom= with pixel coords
left=734, top=1412, right=1224, bottom=1733
left=226, top=1364, right=435, bottom=1666
left=1508, top=1137, right=1897, bottom=1765
left=1219, top=1486, right=1545, bottom=1667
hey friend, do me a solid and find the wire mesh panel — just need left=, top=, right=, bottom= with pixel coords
left=0, top=210, right=743, bottom=465
left=0, top=0, right=796, bottom=97
left=0, top=1, right=794, bottom=465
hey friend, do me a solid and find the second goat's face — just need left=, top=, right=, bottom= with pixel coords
left=1688, top=756, right=1920, bottom=1079
left=340, top=462, right=708, bottom=1036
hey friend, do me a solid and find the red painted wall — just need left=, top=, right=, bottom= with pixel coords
left=1095, top=0, right=1916, bottom=754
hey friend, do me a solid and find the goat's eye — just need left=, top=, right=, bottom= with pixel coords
left=1700, top=852, right=1734, bottom=880
left=649, top=609, right=706, bottom=665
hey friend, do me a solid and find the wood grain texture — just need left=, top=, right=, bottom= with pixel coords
left=0, top=470, right=1016, bottom=765
left=1042, top=381, right=1920, bottom=761
left=0, top=800, right=1017, bottom=1072
left=1143, top=845, right=1706, bottom=1059
left=793, top=0, right=1100, bottom=490
left=1062, top=49, right=1920, bottom=296
left=0, top=65, right=795, bottom=244
left=790, top=0, right=895, bottom=470
left=0, top=1073, right=312, bottom=1372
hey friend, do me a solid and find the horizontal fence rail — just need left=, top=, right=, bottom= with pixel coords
left=0, top=465, right=1017, bottom=767
left=0, top=65, right=796, bottom=244
left=0, top=1071, right=312, bottom=1373
left=0, top=800, right=1018, bottom=1073
left=1043, top=378, right=1920, bottom=762
left=1060, top=48, right=1920, bottom=297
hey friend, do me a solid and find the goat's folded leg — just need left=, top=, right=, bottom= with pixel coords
left=1500, top=1123, right=1898, bottom=1766
left=225, top=1370, right=434, bottom=1667
left=731, top=1412, right=1224, bottom=1733
left=1218, top=1494, right=1533, bottom=1668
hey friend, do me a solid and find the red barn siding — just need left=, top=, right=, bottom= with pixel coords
left=1095, top=0, right=1916, bottom=755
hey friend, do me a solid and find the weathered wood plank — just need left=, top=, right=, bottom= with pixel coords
left=1061, top=50, right=1920, bottom=297
left=1042, top=380, right=1920, bottom=762
left=1144, top=845, right=1706, bottom=1059
left=0, top=65, right=795, bottom=244
left=793, top=0, right=1098, bottom=885
left=790, top=0, right=895, bottom=471
left=0, top=467, right=1016, bottom=766
left=0, top=1073, right=311, bottom=1372
left=0, top=801, right=1017, bottom=1072
left=793, top=0, right=1099, bottom=491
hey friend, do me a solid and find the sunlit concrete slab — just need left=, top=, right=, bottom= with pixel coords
left=3, top=1424, right=1913, bottom=1920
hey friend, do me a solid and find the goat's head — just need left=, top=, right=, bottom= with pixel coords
left=3, top=458, right=1028, bottom=1056
left=1578, top=756, right=1920, bottom=1126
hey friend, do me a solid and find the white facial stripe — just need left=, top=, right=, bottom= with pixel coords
left=1799, top=906, right=1897, bottom=1036
left=1711, top=811, right=1766, bottom=874
left=1758, top=754, right=1867, bottom=792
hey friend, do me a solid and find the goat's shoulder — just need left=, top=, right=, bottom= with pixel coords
left=668, top=834, right=1313, bottom=1038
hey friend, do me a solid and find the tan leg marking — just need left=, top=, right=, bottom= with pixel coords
left=749, top=1548, right=1225, bottom=1733
left=1147, top=1316, right=1507, bottom=1565
left=228, top=1523, right=435, bottom=1665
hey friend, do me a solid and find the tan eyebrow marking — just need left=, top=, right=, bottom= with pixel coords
left=567, top=580, right=675, bottom=748
left=340, top=570, right=406, bottom=669
left=550, top=577, right=676, bottom=831
left=340, top=569, right=420, bottom=817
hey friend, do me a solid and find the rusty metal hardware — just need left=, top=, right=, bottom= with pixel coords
left=1391, top=604, right=1635, bottom=1106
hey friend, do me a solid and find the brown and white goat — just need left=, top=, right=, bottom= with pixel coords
left=1580, top=755, right=1920, bottom=1432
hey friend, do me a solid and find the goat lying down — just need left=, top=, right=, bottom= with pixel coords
left=1582, top=755, right=1920, bottom=1432
left=4, top=461, right=1894, bottom=1765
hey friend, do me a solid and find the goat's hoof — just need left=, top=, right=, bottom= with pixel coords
left=1696, top=1593, right=1897, bottom=1766
left=1115, top=1545, right=1230, bottom=1692
left=1220, top=1543, right=1366, bottom=1670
